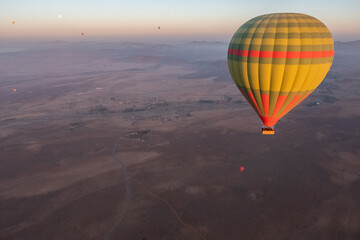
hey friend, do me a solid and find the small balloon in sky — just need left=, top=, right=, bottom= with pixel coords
left=58, top=14, right=62, bottom=18
left=12, top=21, right=15, bottom=24
left=158, top=26, right=160, bottom=30
left=239, top=166, right=245, bottom=172
left=81, top=32, right=84, bottom=36
left=110, top=60, right=112, bottom=63
left=13, top=89, right=17, bottom=92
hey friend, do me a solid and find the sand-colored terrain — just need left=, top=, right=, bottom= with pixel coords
left=0, top=41, right=359, bottom=240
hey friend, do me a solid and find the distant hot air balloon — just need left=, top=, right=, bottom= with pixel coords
left=13, top=89, right=16, bottom=92
left=239, top=166, right=245, bottom=172
left=228, top=13, right=334, bottom=134
left=81, top=32, right=84, bottom=36
left=158, top=26, right=160, bottom=30
left=12, top=21, right=15, bottom=24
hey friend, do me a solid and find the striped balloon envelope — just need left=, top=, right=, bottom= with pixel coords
left=228, top=13, right=334, bottom=129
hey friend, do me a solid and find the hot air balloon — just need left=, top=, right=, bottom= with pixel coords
left=81, top=32, right=84, bottom=36
left=228, top=13, right=334, bottom=134
left=158, top=26, right=160, bottom=30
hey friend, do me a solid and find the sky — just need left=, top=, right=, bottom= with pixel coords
left=1, top=0, right=360, bottom=42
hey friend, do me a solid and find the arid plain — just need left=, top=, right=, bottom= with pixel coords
left=0, top=40, right=359, bottom=240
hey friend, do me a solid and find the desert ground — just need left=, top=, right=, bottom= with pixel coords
left=0, top=40, right=359, bottom=240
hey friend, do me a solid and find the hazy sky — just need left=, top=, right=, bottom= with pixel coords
left=1, top=0, right=360, bottom=41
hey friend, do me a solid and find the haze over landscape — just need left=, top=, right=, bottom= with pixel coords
left=1, top=1, right=360, bottom=240
left=2, top=0, right=360, bottom=41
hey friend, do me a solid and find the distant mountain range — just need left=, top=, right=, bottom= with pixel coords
left=189, top=41, right=226, bottom=45
left=334, top=40, right=360, bottom=45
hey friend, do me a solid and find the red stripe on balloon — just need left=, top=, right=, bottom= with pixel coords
left=261, top=94, right=269, bottom=117
left=282, top=95, right=302, bottom=114
left=228, top=49, right=334, bottom=58
left=247, top=92, right=261, bottom=114
left=272, top=95, right=287, bottom=118
left=260, top=116, right=280, bottom=127
left=279, top=92, right=311, bottom=118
